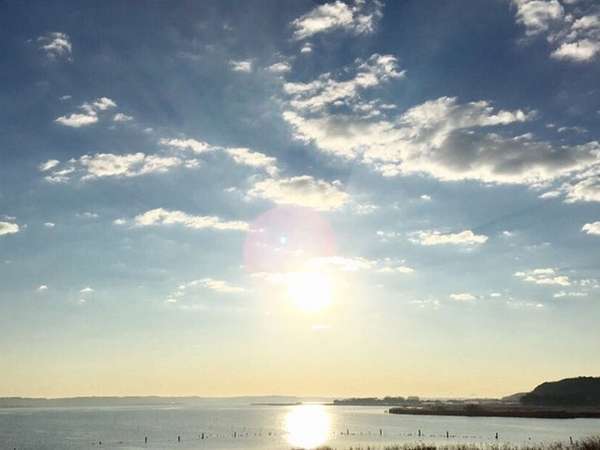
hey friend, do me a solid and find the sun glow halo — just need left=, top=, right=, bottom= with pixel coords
left=286, top=271, right=332, bottom=312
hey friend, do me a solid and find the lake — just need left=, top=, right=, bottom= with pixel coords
left=1, top=403, right=599, bottom=450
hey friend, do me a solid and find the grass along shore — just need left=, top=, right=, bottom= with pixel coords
left=312, top=436, right=600, bottom=450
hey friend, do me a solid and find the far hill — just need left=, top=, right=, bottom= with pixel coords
left=520, top=377, right=600, bottom=407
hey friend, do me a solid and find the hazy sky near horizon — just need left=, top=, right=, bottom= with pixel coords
left=1, top=0, right=600, bottom=398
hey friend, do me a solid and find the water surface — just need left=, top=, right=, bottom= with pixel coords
left=1, top=403, right=599, bottom=450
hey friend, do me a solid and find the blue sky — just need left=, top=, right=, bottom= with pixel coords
left=1, top=0, right=600, bottom=398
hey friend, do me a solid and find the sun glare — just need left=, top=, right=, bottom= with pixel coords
left=285, top=404, right=331, bottom=449
left=286, top=271, right=332, bottom=312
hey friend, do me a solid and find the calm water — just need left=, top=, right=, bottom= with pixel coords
left=1, top=403, right=599, bottom=450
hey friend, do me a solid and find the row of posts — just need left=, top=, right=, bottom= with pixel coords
left=12, top=431, right=577, bottom=447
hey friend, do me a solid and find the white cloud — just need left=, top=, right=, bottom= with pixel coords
left=80, top=153, right=181, bottom=179
left=195, top=278, right=245, bottom=294
left=300, top=44, right=313, bottom=54
left=78, top=212, right=99, bottom=219
left=89, top=97, right=117, bottom=111
left=285, top=90, right=600, bottom=186
left=159, top=138, right=212, bottom=154
left=450, top=292, right=476, bottom=301
left=512, top=0, right=564, bottom=36
left=113, top=113, right=133, bottom=122
left=410, top=229, right=488, bottom=246
left=283, top=54, right=404, bottom=112
left=230, top=60, right=252, bottom=72
left=552, top=39, right=600, bottom=61
left=378, top=265, right=415, bottom=274
left=515, top=268, right=571, bottom=286
left=55, top=113, right=98, bottom=127
left=247, top=175, right=350, bottom=211
left=420, top=194, right=432, bottom=201
left=513, top=1, right=600, bottom=63
left=291, top=0, right=383, bottom=40
left=44, top=222, right=55, bottom=228
left=37, top=285, right=48, bottom=292
left=582, top=221, right=600, bottom=235
left=168, top=278, right=245, bottom=302
left=0, top=222, right=19, bottom=236
left=113, top=218, right=127, bottom=226
left=563, top=175, right=600, bottom=203
left=553, top=291, right=588, bottom=298
left=39, top=159, right=60, bottom=172
left=225, top=148, right=278, bottom=175
left=134, top=208, right=248, bottom=231
left=267, top=62, right=292, bottom=74
left=38, top=32, right=72, bottom=60
left=539, top=190, right=562, bottom=199
left=55, top=97, right=117, bottom=128
left=80, top=287, right=94, bottom=294
left=42, top=152, right=186, bottom=182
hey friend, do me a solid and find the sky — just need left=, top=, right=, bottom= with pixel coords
left=1, top=0, right=600, bottom=399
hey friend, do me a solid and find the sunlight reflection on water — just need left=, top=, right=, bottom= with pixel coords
left=285, top=404, right=331, bottom=449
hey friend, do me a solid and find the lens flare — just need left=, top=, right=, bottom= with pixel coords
left=285, top=404, right=331, bottom=449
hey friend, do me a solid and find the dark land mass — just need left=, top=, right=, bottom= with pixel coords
left=387, top=405, right=600, bottom=419
left=335, top=377, right=600, bottom=419
left=521, top=377, right=600, bottom=407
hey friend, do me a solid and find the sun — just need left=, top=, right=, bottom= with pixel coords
left=286, top=271, right=332, bottom=312
left=285, top=404, right=331, bottom=449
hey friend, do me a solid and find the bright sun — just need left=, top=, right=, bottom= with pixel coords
left=286, top=271, right=332, bottom=312
left=285, top=404, right=331, bottom=449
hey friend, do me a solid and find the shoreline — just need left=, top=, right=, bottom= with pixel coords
left=387, top=406, right=600, bottom=419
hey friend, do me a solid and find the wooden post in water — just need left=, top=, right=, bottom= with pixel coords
left=144, top=436, right=148, bottom=444
left=570, top=437, right=574, bottom=445
left=446, top=431, right=449, bottom=438
left=418, top=429, right=421, bottom=437
left=178, top=435, right=181, bottom=443
left=495, top=433, right=499, bottom=440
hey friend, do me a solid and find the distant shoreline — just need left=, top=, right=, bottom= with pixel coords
left=387, top=406, right=600, bottom=419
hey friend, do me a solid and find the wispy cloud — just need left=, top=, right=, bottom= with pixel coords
left=166, top=278, right=246, bottom=303
left=247, top=175, right=350, bottom=211
left=283, top=54, right=404, bottom=113
left=38, top=32, right=72, bottom=60
left=113, top=112, right=133, bottom=122
left=514, top=268, right=571, bottom=286
left=133, top=208, right=249, bottom=231
left=230, top=60, right=252, bottom=72
left=410, top=230, right=488, bottom=246
left=512, top=0, right=600, bottom=62
left=291, top=0, right=383, bottom=40
left=450, top=292, right=476, bottom=302
left=582, top=221, right=600, bottom=235
left=267, top=61, right=292, bottom=74
left=0, top=221, right=20, bottom=236
left=225, top=147, right=278, bottom=176
left=159, top=138, right=213, bottom=154
left=55, top=97, right=117, bottom=127
left=42, top=153, right=187, bottom=183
